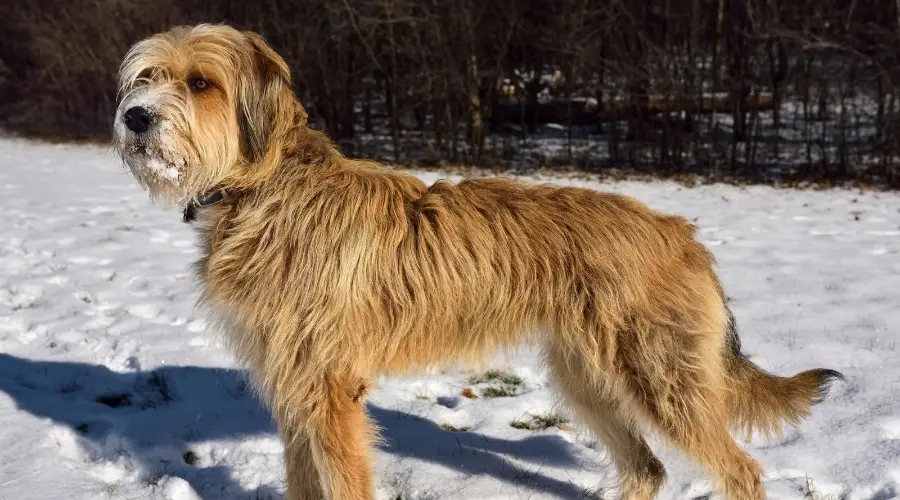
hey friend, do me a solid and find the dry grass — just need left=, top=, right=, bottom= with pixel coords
left=510, top=412, right=569, bottom=431
left=468, top=370, right=525, bottom=398
left=439, top=423, right=471, bottom=432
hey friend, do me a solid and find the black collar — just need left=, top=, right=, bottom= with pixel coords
left=183, top=190, right=227, bottom=223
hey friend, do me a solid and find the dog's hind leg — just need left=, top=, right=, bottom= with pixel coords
left=633, top=368, right=765, bottom=500
left=614, top=318, right=766, bottom=500
left=548, top=347, right=667, bottom=500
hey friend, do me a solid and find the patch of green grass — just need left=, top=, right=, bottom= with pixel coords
left=440, top=423, right=470, bottom=432
left=468, top=370, right=522, bottom=386
left=481, top=385, right=520, bottom=398
left=510, top=412, right=569, bottom=431
left=469, top=369, right=524, bottom=398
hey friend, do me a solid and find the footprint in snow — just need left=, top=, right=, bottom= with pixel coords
left=126, top=303, right=162, bottom=320
left=878, top=418, right=900, bottom=441
left=150, top=229, right=173, bottom=243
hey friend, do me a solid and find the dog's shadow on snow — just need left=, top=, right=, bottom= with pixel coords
left=0, top=353, right=590, bottom=499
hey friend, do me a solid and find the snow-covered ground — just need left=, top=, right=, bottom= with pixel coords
left=0, top=136, right=897, bottom=500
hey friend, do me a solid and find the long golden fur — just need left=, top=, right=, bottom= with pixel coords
left=113, top=23, right=843, bottom=500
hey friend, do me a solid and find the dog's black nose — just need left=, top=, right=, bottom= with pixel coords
left=123, top=106, right=153, bottom=134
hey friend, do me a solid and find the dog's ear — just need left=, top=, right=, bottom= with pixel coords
left=236, top=31, right=308, bottom=163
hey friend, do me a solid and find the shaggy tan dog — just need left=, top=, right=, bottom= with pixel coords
left=113, top=23, right=843, bottom=500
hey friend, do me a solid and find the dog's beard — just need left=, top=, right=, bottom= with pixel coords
left=126, top=142, right=181, bottom=182
left=114, top=113, right=198, bottom=202
left=117, top=135, right=188, bottom=197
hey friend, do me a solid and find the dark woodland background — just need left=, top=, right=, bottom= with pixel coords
left=2, top=0, right=900, bottom=188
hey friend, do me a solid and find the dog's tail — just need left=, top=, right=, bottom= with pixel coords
left=722, top=306, right=844, bottom=438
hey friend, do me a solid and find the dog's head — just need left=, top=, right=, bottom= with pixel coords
left=113, top=24, right=306, bottom=203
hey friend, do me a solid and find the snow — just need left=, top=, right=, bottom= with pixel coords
left=0, top=136, right=898, bottom=500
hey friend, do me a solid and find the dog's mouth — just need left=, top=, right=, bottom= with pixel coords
left=118, top=138, right=184, bottom=187
left=128, top=142, right=149, bottom=156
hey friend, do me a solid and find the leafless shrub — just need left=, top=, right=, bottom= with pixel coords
left=1, top=0, right=898, bottom=187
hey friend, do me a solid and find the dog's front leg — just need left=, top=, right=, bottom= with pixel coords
left=279, top=421, right=325, bottom=500
left=300, top=377, right=376, bottom=500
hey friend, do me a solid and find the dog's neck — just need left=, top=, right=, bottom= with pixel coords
left=183, top=189, right=228, bottom=223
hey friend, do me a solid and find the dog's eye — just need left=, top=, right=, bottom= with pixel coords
left=189, top=77, right=210, bottom=92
